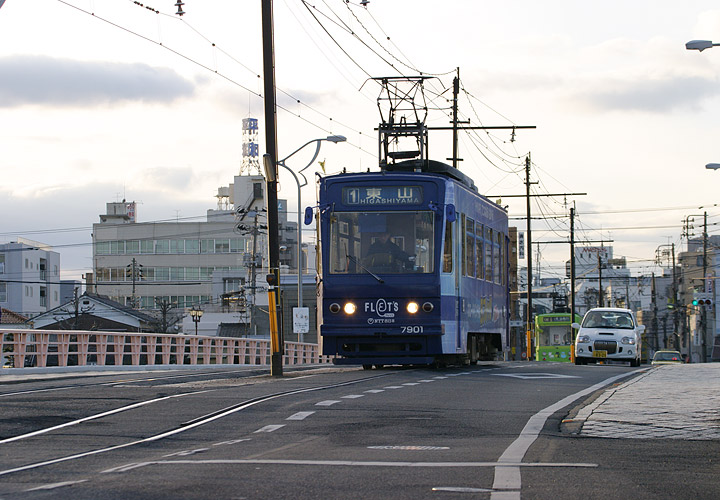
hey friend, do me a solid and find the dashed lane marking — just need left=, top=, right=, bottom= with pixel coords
left=254, top=425, right=286, bottom=433
left=287, top=411, right=315, bottom=421
left=315, top=400, right=341, bottom=406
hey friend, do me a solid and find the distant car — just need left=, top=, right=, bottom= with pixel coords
left=573, top=307, right=645, bottom=366
left=651, top=350, right=683, bottom=365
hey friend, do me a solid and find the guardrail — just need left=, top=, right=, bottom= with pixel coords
left=0, top=329, right=332, bottom=368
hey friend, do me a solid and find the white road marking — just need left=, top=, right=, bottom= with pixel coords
left=0, top=389, right=215, bottom=444
left=104, top=458, right=596, bottom=470
left=490, top=370, right=642, bottom=500
left=368, top=445, right=450, bottom=450
left=254, top=425, right=285, bottom=433
left=286, top=411, right=315, bottom=421
left=418, top=380, right=435, bottom=383
left=341, top=394, right=365, bottom=399
left=213, top=438, right=251, bottom=446
left=364, top=389, right=385, bottom=393
left=433, top=487, right=493, bottom=493
left=25, top=480, right=88, bottom=491
left=402, top=383, right=420, bottom=386
left=492, top=373, right=580, bottom=380
left=2, top=376, right=390, bottom=478
left=163, top=448, right=209, bottom=457
left=316, top=400, right=341, bottom=406
left=384, top=386, right=404, bottom=389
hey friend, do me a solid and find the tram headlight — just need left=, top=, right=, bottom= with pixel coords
left=343, top=302, right=357, bottom=315
left=422, top=301, right=434, bottom=313
left=407, top=301, right=419, bottom=314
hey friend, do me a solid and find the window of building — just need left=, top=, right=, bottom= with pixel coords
left=185, top=239, right=200, bottom=254
left=170, top=240, right=185, bottom=254
left=185, top=267, right=200, bottom=281
left=0, top=282, right=6, bottom=302
left=155, top=240, right=170, bottom=254
left=96, top=242, right=111, bottom=255
left=200, top=267, right=213, bottom=280
left=126, top=240, right=140, bottom=254
left=0, top=254, right=4, bottom=274
left=230, top=238, right=246, bottom=253
left=170, top=267, right=184, bottom=281
left=140, top=240, right=154, bottom=254
left=215, top=239, right=230, bottom=253
left=201, top=239, right=214, bottom=254
left=155, top=267, right=170, bottom=281
left=110, top=241, right=125, bottom=255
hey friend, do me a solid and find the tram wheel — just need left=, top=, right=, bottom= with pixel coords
left=362, top=364, right=373, bottom=370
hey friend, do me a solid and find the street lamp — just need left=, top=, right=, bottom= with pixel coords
left=705, top=163, right=720, bottom=170
left=686, top=40, right=720, bottom=52
left=189, top=306, right=203, bottom=335
left=271, top=135, right=346, bottom=342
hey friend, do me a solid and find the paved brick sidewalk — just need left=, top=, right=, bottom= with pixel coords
left=570, top=364, right=720, bottom=440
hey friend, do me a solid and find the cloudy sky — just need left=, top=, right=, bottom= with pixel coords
left=2, top=0, right=720, bottom=283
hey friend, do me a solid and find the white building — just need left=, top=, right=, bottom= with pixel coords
left=91, top=175, right=312, bottom=337
left=0, top=239, right=61, bottom=318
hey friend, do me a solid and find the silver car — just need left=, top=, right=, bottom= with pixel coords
left=572, top=307, right=645, bottom=366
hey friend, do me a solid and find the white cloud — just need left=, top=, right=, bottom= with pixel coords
left=0, top=55, right=197, bottom=108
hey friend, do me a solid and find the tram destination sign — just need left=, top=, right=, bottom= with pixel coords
left=343, top=186, right=423, bottom=206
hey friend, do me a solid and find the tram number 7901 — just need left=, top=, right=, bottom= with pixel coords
left=401, top=326, right=424, bottom=334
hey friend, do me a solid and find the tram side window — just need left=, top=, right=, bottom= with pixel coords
left=461, top=214, right=467, bottom=276
left=465, top=218, right=475, bottom=277
left=499, top=232, right=507, bottom=286
left=485, top=226, right=493, bottom=282
left=475, top=223, right=484, bottom=280
left=494, top=231, right=501, bottom=284
left=442, top=220, right=453, bottom=273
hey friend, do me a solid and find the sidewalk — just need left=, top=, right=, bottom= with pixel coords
left=566, top=364, right=720, bottom=440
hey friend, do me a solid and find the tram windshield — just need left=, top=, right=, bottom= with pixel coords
left=329, top=211, right=434, bottom=274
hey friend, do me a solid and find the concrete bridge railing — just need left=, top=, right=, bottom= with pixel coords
left=0, top=329, right=332, bottom=369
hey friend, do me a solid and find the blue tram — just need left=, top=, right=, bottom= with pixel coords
left=311, top=159, right=510, bottom=367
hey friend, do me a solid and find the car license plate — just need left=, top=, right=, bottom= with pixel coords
left=593, top=350, right=607, bottom=358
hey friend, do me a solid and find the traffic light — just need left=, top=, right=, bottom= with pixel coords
left=692, top=291, right=713, bottom=306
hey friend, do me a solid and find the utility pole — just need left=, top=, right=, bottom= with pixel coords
left=524, top=154, right=536, bottom=359
left=598, top=251, right=603, bottom=307
left=261, top=0, right=283, bottom=376
left=451, top=69, right=459, bottom=169
left=702, top=211, right=708, bottom=362
left=570, top=206, right=576, bottom=359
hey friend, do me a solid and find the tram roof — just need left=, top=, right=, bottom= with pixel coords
left=383, top=159, right=477, bottom=192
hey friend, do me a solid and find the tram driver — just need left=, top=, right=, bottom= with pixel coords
left=364, top=231, right=412, bottom=271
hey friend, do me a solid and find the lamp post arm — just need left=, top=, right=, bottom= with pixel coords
left=279, top=139, right=322, bottom=165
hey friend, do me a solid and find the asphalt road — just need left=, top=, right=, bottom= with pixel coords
left=0, top=362, right=717, bottom=499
